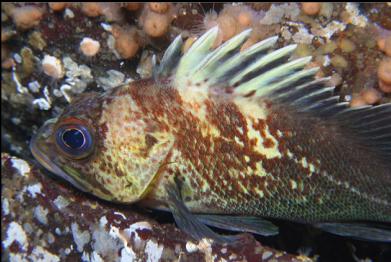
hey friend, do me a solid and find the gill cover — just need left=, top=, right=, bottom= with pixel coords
left=122, top=132, right=175, bottom=203
left=93, top=117, right=176, bottom=203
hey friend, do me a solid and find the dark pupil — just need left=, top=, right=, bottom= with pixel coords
left=62, top=129, right=85, bottom=149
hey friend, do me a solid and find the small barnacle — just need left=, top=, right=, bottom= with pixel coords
left=301, top=3, right=321, bottom=16
left=330, top=54, right=348, bottom=69
left=11, top=5, right=44, bottom=30
left=1, top=27, right=17, bottom=42
left=378, top=58, right=391, bottom=84
left=377, top=36, right=391, bottom=57
left=41, top=55, right=64, bottom=80
left=112, top=25, right=140, bottom=59
left=142, top=10, right=171, bottom=37
left=81, top=3, right=102, bottom=17
left=79, top=37, right=101, bottom=57
left=338, top=38, right=356, bottom=53
left=350, top=94, right=367, bottom=108
left=123, top=3, right=142, bottom=11
left=237, top=9, right=254, bottom=27
left=378, top=58, right=391, bottom=93
left=1, top=58, right=15, bottom=69
left=100, top=3, right=124, bottom=22
left=360, top=88, right=382, bottom=105
left=48, top=3, right=68, bottom=12
left=148, top=3, right=171, bottom=14
left=216, top=13, right=238, bottom=42
left=379, top=80, right=391, bottom=93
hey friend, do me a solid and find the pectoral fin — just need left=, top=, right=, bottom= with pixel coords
left=314, top=222, right=391, bottom=242
left=165, top=183, right=242, bottom=244
left=195, top=214, right=279, bottom=237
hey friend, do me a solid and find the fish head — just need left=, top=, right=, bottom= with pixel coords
left=30, top=89, right=175, bottom=203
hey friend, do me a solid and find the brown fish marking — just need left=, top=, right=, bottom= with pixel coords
left=150, top=80, right=388, bottom=220
left=122, top=82, right=278, bottom=209
left=253, top=119, right=276, bottom=149
left=76, top=77, right=389, bottom=220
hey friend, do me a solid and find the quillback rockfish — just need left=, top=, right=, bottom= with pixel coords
left=31, top=27, right=391, bottom=242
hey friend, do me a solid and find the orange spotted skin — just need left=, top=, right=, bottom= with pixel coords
left=33, top=79, right=391, bottom=223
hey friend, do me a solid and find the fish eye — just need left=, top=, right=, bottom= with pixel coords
left=62, top=129, right=85, bottom=149
left=55, top=124, right=94, bottom=159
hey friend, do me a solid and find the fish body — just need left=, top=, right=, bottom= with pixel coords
left=31, top=27, right=391, bottom=241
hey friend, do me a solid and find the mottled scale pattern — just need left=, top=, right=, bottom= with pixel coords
left=98, top=80, right=391, bottom=223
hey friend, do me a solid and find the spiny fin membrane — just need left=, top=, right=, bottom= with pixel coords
left=334, top=104, right=391, bottom=158
left=314, top=222, right=391, bottom=242
left=154, top=27, right=391, bottom=156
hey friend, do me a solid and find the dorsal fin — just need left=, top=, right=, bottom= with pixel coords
left=335, top=104, right=391, bottom=157
left=153, top=27, right=391, bottom=156
left=154, top=35, right=183, bottom=79
left=175, top=27, right=219, bottom=84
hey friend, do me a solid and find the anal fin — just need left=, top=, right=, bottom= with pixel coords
left=195, top=214, right=279, bottom=237
left=166, top=183, right=242, bottom=244
left=314, top=222, right=391, bottom=242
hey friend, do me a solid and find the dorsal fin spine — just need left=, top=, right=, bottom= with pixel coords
left=209, top=36, right=279, bottom=85
left=191, top=29, right=253, bottom=84
left=176, top=27, right=219, bottom=82
left=155, top=35, right=183, bottom=78
left=229, top=44, right=297, bottom=85
left=235, top=56, right=312, bottom=95
left=265, top=67, right=320, bottom=99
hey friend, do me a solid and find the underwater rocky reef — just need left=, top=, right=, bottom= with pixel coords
left=1, top=3, right=391, bottom=262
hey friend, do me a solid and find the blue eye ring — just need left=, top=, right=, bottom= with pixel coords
left=55, top=124, right=94, bottom=159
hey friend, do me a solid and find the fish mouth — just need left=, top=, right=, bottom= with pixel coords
left=30, top=119, right=88, bottom=193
